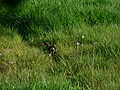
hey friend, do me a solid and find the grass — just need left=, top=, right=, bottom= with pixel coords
left=0, top=0, right=120, bottom=89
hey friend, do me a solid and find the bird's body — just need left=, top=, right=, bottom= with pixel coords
left=42, top=42, right=62, bottom=62
left=42, top=42, right=56, bottom=56
left=48, top=46, right=56, bottom=55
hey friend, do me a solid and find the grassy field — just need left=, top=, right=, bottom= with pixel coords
left=0, top=0, right=120, bottom=89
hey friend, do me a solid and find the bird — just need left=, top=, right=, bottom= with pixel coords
left=42, top=42, right=56, bottom=56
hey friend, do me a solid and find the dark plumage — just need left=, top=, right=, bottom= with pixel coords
left=42, top=42, right=56, bottom=56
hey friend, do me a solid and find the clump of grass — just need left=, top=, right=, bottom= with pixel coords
left=0, top=0, right=120, bottom=89
left=0, top=24, right=120, bottom=89
left=1, top=0, right=120, bottom=39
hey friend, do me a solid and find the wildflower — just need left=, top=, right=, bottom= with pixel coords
left=82, top=36, right=85, bottom=39
left=76, top=42, right=80, bottom=46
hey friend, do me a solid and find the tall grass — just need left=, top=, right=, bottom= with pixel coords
left=0, top=0, right=120, bottom=89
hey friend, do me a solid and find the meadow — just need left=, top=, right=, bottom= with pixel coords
left=0, top=0, right=120, bottom=89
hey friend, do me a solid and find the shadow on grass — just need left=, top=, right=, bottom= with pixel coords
left=0, top=13, right=32, bottom=40
left=0, top=0, right=32, bottom=40
left=0, top=9, right=57, bottom=62
left=0, top=10, right=53, bottom=42
left=0, top=0, right=54, bottom=40
left=1, top=0, right=22, bottom=8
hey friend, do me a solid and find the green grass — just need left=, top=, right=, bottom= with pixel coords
left=0, top=0, right=120, bottom=89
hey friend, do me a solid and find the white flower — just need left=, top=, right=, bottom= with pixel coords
left=76, top=42, right=80, bottom=46
left=82, top=36, right=85, bottom=39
